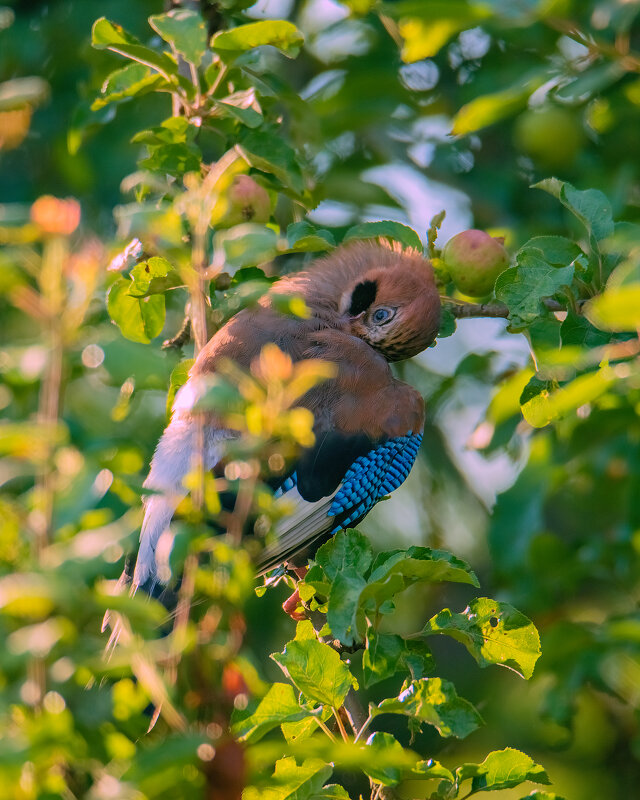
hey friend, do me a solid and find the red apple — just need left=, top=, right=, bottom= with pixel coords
left=442, top=229, right=509, bottom=298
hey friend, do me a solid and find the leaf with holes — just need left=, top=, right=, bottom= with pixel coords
left=128, top=256, right=184, bottom=297
left=424, top=598, right=541, bottom=679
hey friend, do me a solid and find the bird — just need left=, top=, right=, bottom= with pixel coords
left=115, top=239, right=441, bottom=613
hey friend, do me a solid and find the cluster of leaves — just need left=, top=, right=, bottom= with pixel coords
left=235, top=529, right=546, bottom=798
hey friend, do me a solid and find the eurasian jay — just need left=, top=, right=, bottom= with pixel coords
left=128, top=240, right=441, bottom=599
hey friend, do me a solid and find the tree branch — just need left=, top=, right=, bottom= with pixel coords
left=443, top=297, right=569, bottom=320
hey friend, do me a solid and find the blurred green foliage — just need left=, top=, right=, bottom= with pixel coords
left=3, top=0, right=640, bottom=798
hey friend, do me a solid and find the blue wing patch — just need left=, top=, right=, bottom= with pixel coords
left=328, top=432, right=422, bottom=528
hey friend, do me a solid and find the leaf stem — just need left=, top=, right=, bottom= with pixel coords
left=315, top=717, right=338, bottom=743
left=354, top=712, right=374, bottom=743
left=332, top=708, right=349, bottom=741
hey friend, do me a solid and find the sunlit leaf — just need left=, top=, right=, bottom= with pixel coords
left=107, top=277, right=165, bottom=343
left=456, top=748, right=551, bottom=793
left=232, top=683, right=308, bottom=743
left=271, top=639, right=357, bottom=708
left=374, top=677, right=483, bottom=738
left=424, top=598, right=542, bottom=679
left=128, top=256, right=183, bottom=297
left=211, top=20, right=304, bottom=60
left=149, top=9, right=207, bottom=66
left=91, top=18, right=181, bottom=85
left=520, top=366, right=614, bottom=428
left=92, top=63, right=166, bottom=110
left=244, top=757, right=332, bottom=800
left=584, top=284, right=640, bottom=331
left=453, top=78, right=543, bottom=136
left=362, top=732, right=406, bottom=786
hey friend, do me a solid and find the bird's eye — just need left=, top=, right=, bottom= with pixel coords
left=372, top=307, right=394, bottom=324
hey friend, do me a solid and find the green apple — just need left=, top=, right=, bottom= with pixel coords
left=212, top=175, right=271, bottom=228
left=514, top=106, right=584, bottom=168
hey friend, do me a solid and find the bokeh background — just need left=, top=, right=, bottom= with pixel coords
left=3, top=1, right=640, bottom=798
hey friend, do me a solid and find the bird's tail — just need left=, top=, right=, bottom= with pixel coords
left=103, top=377, right=232, bottom=653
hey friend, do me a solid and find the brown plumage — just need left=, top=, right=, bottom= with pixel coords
left=129, top=240, right=441, bottom=590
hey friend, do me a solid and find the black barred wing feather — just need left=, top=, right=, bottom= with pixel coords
left=257, top=432, right=423, bottom=573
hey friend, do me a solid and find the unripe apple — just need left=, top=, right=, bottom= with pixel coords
left=514, top=106, right=584, bottom=168
left=442, top=229, right=509, bottom=298
left=218, top=175, right=271, bottom=227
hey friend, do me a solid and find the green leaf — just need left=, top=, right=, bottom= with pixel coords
left=452, top=76, right=543, bottom=136
left=560, top=311, right=611, bottom=348
left=309, top=786, right=350, bottom=799
left=315, top=530, right=373, bottom=582
left=363, top=629, right=434, bottom=687
left=326, top=570, right=367, bottom=646
left=533, top=178, right=614, bottom=251
left=271, top=639, right=357, bottom=708
left=128, top=256, right=183, bottom=297
left=374, top=677, right=483, bottom=739
left=363, top=546, right=480, bottom=608
left=411, top=759, right=455, bottom=784
left=107, top=277, right=165, bottom=344
left=166, top=359, right=194, bottom=419
left=585, top=284, right=640, bottom=331
left=520, top=366, right=614, bottom=428
left=149, top=9, right=207, bottom=66
left=522, top=236, right=583, bottom=266
left=456, top=748, right=551, bottom=793
left=495, top=249, right=574, bottom=327
left=217, top=100, right=264, bottom=129
left=92, top=63, right=166, bottom=110
left=362, top=732, right=407, bottom=787
left=438, top=307, right=456, bottom=338
left=344, top=221, right=422, bottom=252
left=91, top=18, right=180, bottom=83
left=244, top=757, right=332, bottom=800
left=554, top=61, right=624, bottom=103
left=231, top=683, right=308, bottom=743
left=287, top=221, right=335, bottom=253
left=211, top=20, right=304, bottom=60
left=215, top=224, right=279, bottom=269
left=519, top=793, right=567, bottom=800
left=238, top=132, right=305, bottom=195
left=424, top=598, right=542, bottom=679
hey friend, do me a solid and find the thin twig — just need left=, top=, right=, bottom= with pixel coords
left=443, top=296, right=572, bottom=319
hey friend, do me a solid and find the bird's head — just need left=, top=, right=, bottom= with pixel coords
left=339, top=243, right=441, bottom=361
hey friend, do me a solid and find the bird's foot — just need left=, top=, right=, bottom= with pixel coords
left=282, top=565, right=309, bottom=621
